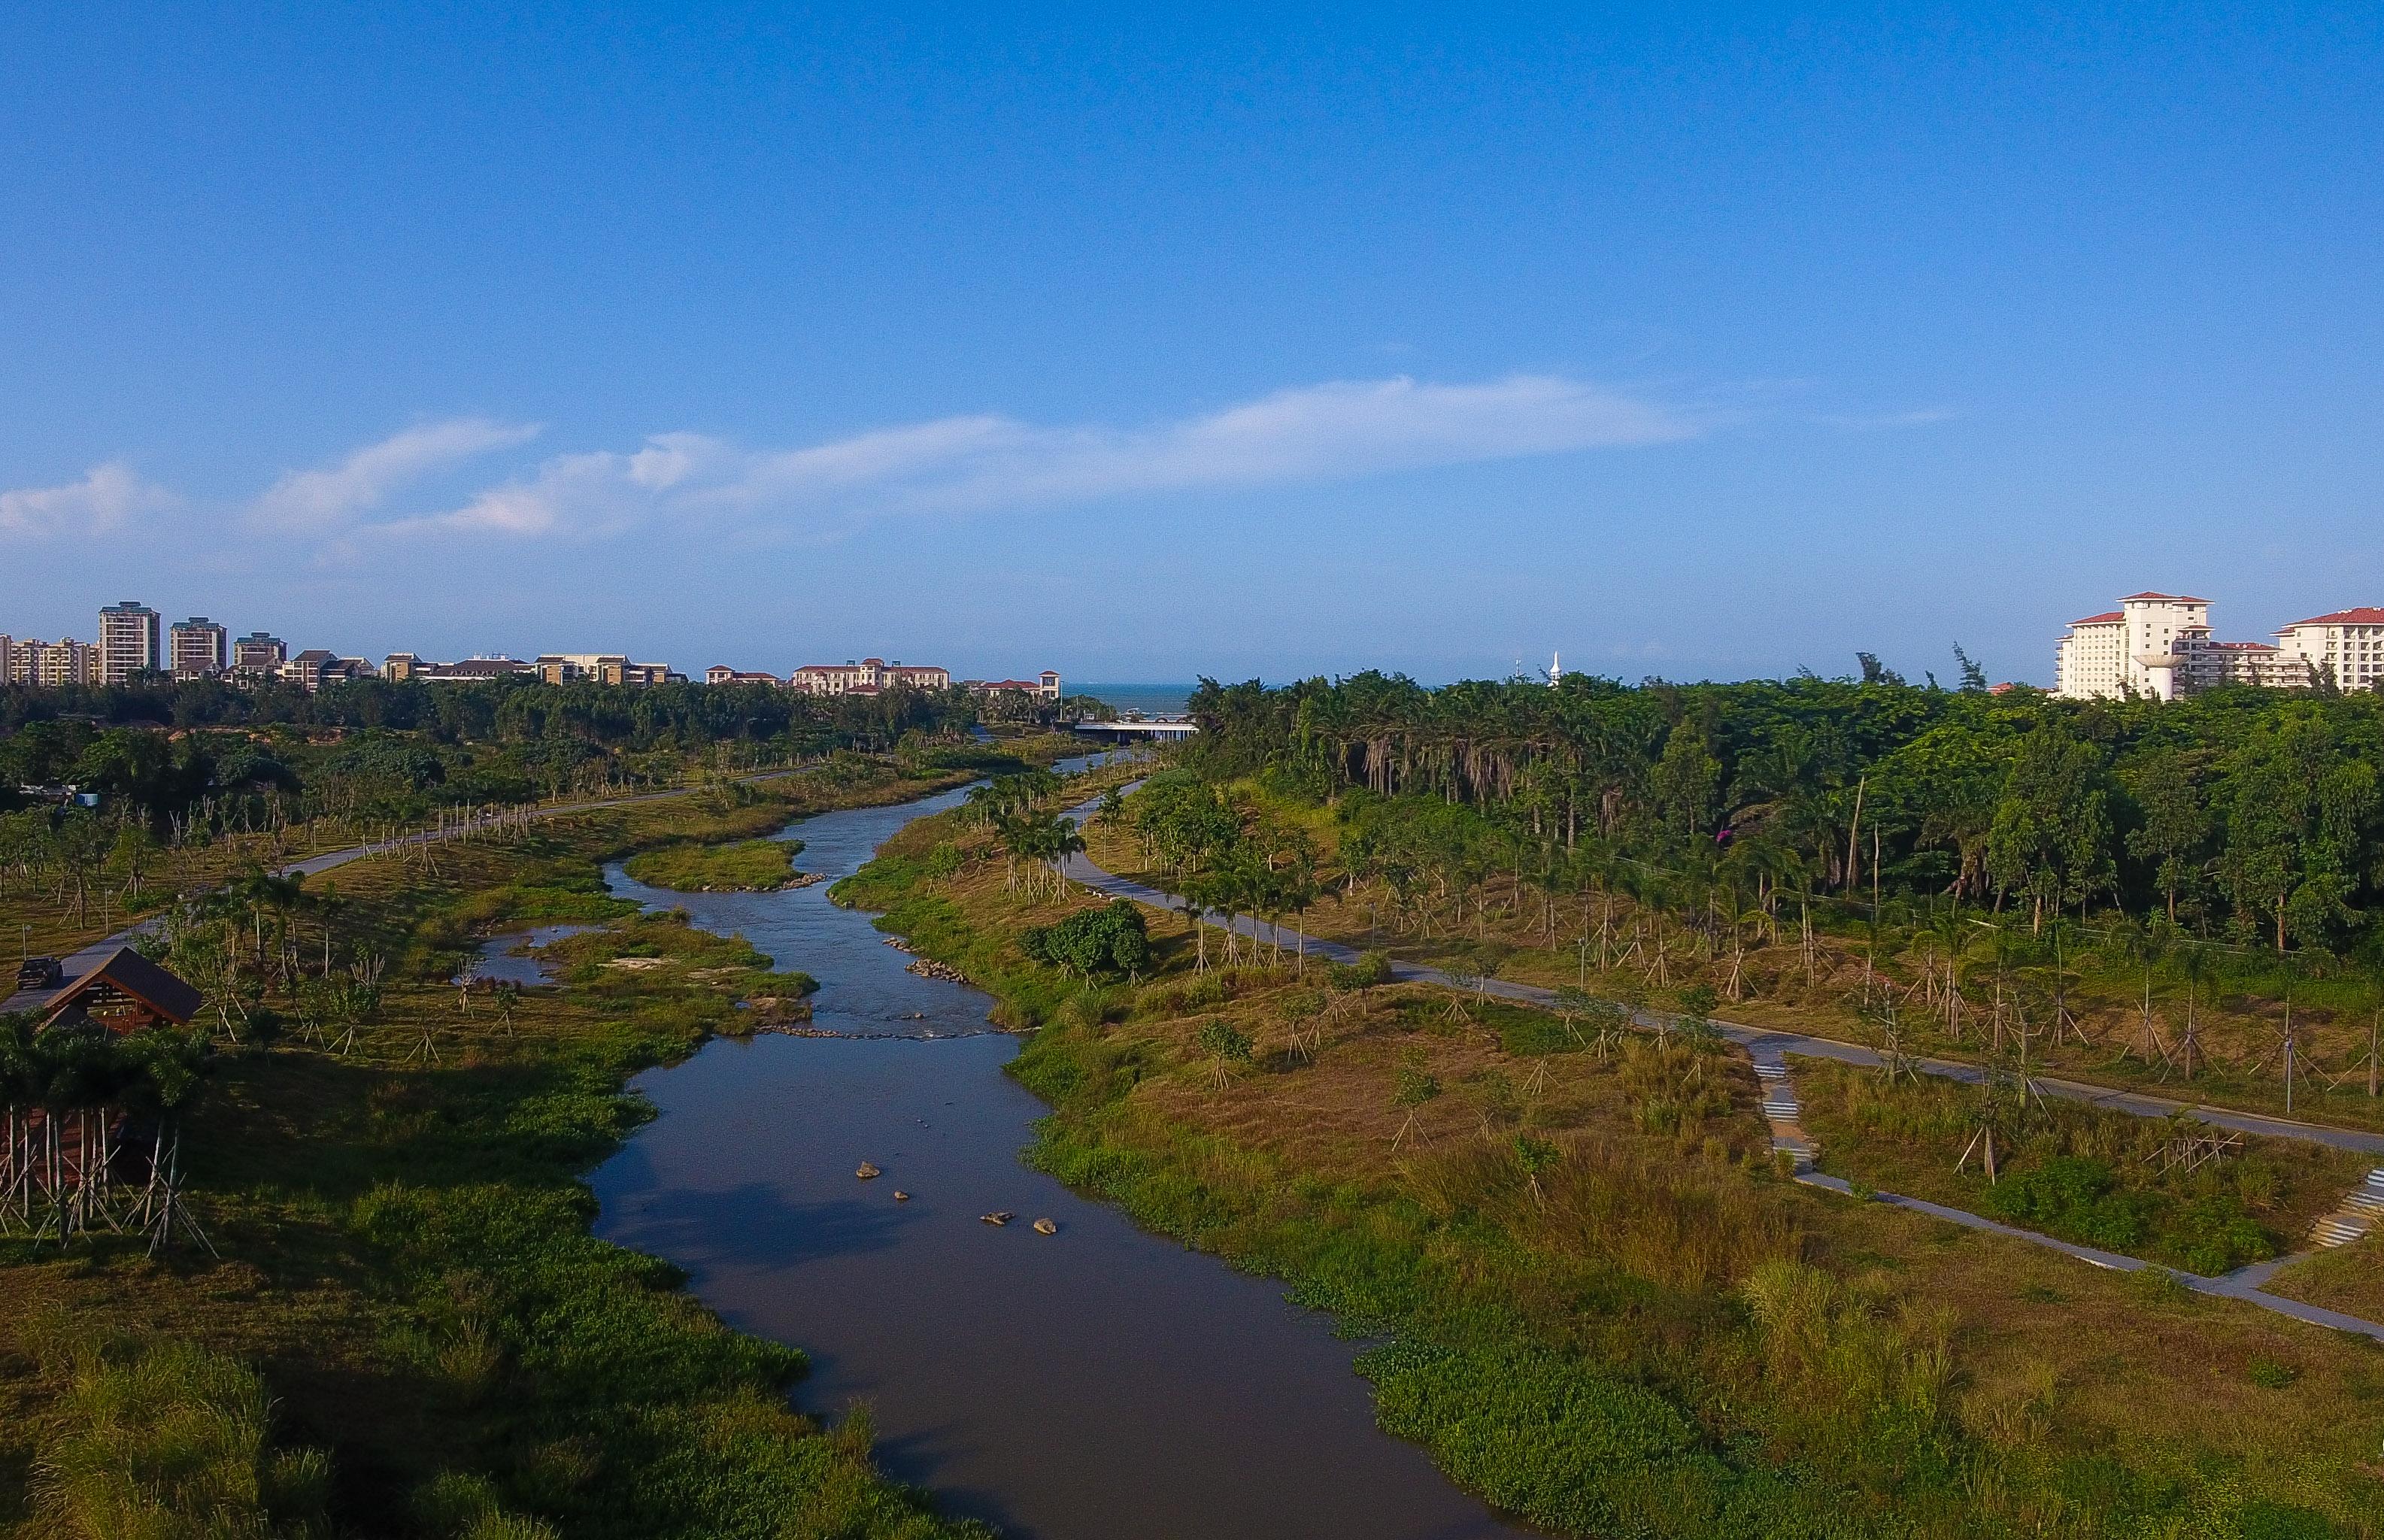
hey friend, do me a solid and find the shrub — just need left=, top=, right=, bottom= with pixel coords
left=1020, top=901, right=1151, bottom=980
left=1979, top=1157, right=2158, bottom=1252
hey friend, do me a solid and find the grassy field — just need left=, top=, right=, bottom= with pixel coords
left=1792, top=1056, right=2370, bottom=1273
left=620, top=838, right=804, bottom=893
left=2268, top=1235, right=2384, bottom=1320
left=1080, top=787, right=2384, bottom=1139
left=0, top=756, right=1015, bottom=1539
left=841, top=799, right=2384, bottom=1540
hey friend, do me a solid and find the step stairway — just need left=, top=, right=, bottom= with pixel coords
left=1752, top=1059, right=1816, bottom=1173
left=2309, top=1169, right=2384, bottom=1249
left=1753, top=1061, right=1800, bottom=1121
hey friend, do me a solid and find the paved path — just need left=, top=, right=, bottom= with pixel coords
left=1057, top=789, right=2384, bottom=1341
left=2, top=768, right=817, bottom=1017
left=1056, top=795, right=2384, bottom=1157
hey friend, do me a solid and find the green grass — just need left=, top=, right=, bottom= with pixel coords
left=0, top=761, right=999, bottom=1540
left=837, top=799, right=2384, bottom=1540
left=620, top=839, right=802, bottom=893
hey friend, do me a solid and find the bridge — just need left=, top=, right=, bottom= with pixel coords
left=1069, top=719, right=1199, bottom=743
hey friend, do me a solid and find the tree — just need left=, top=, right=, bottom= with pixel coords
left=1985, top=725, right=2113, bottom=932
left=2125, top=750, right=2209, bottom=923
left=1021, top=901, right=1151, bottom=980
left=1650, top=723, right=1721, bottom=837
left=1952, top=644, right=1989, bottom=693
left=2216, top=717, right=2376, bottom=953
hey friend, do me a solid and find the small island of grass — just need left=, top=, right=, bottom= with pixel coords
left=623, top=837, right=812, bottom=892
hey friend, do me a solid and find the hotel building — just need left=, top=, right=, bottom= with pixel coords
left=2276, top=608, right=2384, bottom=693
left=2055, top=591, right=2328, bottom=699
left=788, top=658, right=952, bottom=696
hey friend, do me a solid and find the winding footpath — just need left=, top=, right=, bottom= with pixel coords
left=1057, top=791, right=2384, bottom=1342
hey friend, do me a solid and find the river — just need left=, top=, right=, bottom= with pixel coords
left=585, top=770, right=1530, bottom=1540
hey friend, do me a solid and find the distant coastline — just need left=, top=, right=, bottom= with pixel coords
left=1072, top=682, right=1194, bottom=717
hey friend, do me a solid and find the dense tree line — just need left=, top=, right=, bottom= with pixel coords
left=1184, top=672, right=2384, bottom=958
left=0, top=674, right=976, bottom=750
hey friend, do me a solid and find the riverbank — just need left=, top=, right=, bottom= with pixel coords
left=839, top=796, right=2384, bottom=1539
left=0, top=748, right=1075, bottom=1538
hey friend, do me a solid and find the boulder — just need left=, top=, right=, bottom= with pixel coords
left=856, top=1162, right=881, bottom=1180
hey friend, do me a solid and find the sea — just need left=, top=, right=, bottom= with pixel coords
left=1071, top=681, right=1195, bottom=718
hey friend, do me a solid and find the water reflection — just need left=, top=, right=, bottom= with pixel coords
left=458, top=923, right=597, bottom=987
left=590, top=768, right=1531, bottom=1540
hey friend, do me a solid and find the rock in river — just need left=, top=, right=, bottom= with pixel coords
left=1033, top=1217, right=1057, bottom=1235
left=980, top=1211, right=1015, bottom=1226
left=857, top=1162, right=881, bottom=1180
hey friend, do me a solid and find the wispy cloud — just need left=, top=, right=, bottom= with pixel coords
left=0, top=462, right=178, bottom=538
left=390, top=373, right=1692, bottom=543
left=251, top=417, right=541, bottom=532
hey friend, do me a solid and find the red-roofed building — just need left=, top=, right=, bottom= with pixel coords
left=705, top=666, right=783, bottom=687
left=2276, top=608, right=2384, bottom=692
left=2057, top=592, right=2329, bottom=699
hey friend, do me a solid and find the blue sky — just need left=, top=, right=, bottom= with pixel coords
left=4, top=5, right=2379, bottom=686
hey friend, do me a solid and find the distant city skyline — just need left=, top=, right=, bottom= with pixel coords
left=5, top=8, right=2378, bottom=684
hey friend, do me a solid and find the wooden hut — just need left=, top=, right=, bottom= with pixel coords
left=38, top=947, right=202, bottom=1035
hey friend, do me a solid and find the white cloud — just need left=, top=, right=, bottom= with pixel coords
left=251, top=417, right=541, bottom=532
left=0, top=462, right=178, bottom=538
left=392, top=373, right=1692, bottom=544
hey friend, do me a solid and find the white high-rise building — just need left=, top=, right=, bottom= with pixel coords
left=2056, top=591, right=2319, bottom=699
left=2276, top=608, right=2384, bottom=692
left=2054, top=593, right=2213, bottom=700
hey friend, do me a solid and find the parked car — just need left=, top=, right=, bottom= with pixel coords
left=15, top=956, right=62, bottom=990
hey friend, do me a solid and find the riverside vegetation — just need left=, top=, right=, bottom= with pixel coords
left=836, top=767, right=2384, bottom=1540
left=620, top=838, right=806, bottom=893
left=1133, top=673, right=2384, bottom=1137
left=0, top=735, right=1081, bottom=1539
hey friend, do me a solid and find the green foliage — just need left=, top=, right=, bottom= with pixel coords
left=1977, top=1157, right=2276, bottom=1275
left=1393, top=1065, right=1442, bottom=1107
left=31, top=1335, right=333, bottom=1538
left=1196, top=1018, right=1254, bottom=1066
left=1182, top=671, right=2384, bottom=954
left=1019, top=900, right=1152, bottom=980
left=621, top=838, right=800, bottom=892
left=1327, top=950, right=1395, bottom=990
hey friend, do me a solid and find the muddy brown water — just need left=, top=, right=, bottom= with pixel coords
left=587, top=771, right=1531, bottom=1540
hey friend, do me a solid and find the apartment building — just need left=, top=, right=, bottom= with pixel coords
left=96, top=600, right=161, bottom=684
left=705, top=665, right=783, bottom=686
left=8, top=638, right=100, bottom=687
left=2276, top=608, right=2384, bottom=692
left=232, top=632, right=287, bottom=675
left=280, top=650, right=376, bottom=691
left=168, top=617, right=229, bottom=678
left=788, top=658, right=952, bottom=696
left=386, top=653, right=534, bottom=683
left=532, top=653, right=677, bottom=686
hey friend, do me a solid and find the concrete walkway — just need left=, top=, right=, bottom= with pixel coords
left=1057, top=790, right=2384, bottom=1341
